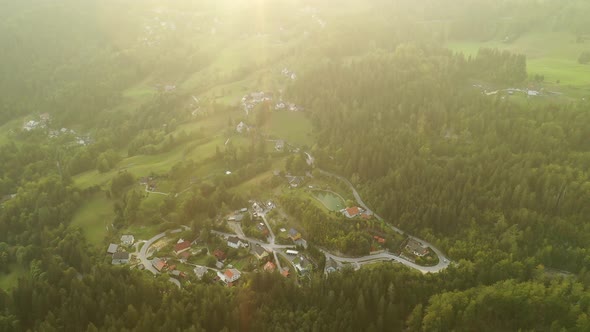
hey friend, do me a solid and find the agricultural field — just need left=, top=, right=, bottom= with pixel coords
left=448, top=31, right=590, bottom=97
left=70, top=192, right=114, bottom=247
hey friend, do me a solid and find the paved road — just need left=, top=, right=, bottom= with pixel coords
left=318, top=168, right=451, bottom=273
left=169, top=278, right=181, bottom=288
left=137, top=228, right=185, bottom=275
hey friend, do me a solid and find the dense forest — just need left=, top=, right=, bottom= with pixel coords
left=1, top=0, right=590, bottom=331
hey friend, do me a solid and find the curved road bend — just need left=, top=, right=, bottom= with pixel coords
left=137, top=228, right=185, bottom=275
left=317, top=168, right=451, bottom=272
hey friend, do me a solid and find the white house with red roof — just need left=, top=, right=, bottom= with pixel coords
left=218, top=268, right=241, bottom=284
left=342, top=206, right=363, bottom=218
left=174, top=240, right=191, bottom=255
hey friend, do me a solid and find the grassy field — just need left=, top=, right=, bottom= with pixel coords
left=447, top=31, right=590, bottom=95
left=266, top=111, right=314, bottom=147
left=0, top=264, right=26, bottom=290
left=312, top=190, right=346, bottom=211
left=70, top=192, right=113, bottom=247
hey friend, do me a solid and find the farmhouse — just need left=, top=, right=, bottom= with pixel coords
left=152, top=258, right=167, bottom=272
left=288, top=228, right=302, bottom=241
left=112, top=252, right=130, bottom=265
left=406, top=238, right=428, bottom=257
left=174, top=240, right=191, bottom=255
left=214, top=249, right=226, bottom=261
left=325, top=258, right=339, bottom=274
left=227, top=236, right=246, bottom=249
left=342, top=206, right=363, bottom=218
left=293, top=256, right=311, bottom=273
left=218, top=268, right=241, bottom=284
left=251, top=245, right=269, bottom=260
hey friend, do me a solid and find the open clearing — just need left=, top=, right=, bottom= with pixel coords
left=266, top=111, right=314, bottom=147
left=313, top=190, right=346, bottom=211
left=70, top=192, right=113, bottom=247
left=448, top=32, right=590, bottom=95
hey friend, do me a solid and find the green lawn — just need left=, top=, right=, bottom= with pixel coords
left=312, top=190, right=346, bottom=211
left=447, top=31, right=590, bottom=93
left=0, top=264, right=26, bottom=290
left=266, top=111, right=314, bottom=147
left=70, top=192, right=113, bottom=247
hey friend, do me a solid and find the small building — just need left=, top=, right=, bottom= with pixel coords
left=227, top=236, right=245, bottom=249
left=178, top=251, right=191, bottom=261
left=406, top=239, right=428, bottom=257
left=373, top=236, right=386, bottom=244
left=342, top=207, right=362, bottom=218
left=281, top=268, right=290, bottom=277
left=275, top=140, right=285, bottom=151
left=288, top=228, right=302, bottom=241
left=112, top=252, right=130, bottom=265
left=174, top=240, right=192, bottom=255
left=325, top=258, right=339, bottom=274
left=152, top=258, right=167, bottom=272
left=218, top=268, right=241, bottom=284
left=252, top=245, right=269, bottom=260
left=194, top=265, right=208, bottom=279
left=294, top=238, right=308, bottom=249
left=120, top=235, right=135, bottom=246
left=107, top=243, right=118, bottom=254
left=171, top=270, right=186, bottom=278
left=293, top=256, right=311, bottom=273
left=214, top=249, right=226, bottom=261
left=263, top=261, right=276, bottom=272
left=215, top=261, right=225, bottom=269
left=236, top=121, right=249, bottom=133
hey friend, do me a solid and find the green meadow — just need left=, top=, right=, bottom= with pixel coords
left=70, top=192, right=114, bottom=247
left=448, top=32, right=590, bottom=95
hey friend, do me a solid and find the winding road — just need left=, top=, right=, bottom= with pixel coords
left=318, top=168, right=451, bottom=273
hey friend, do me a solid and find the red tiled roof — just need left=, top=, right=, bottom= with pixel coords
left=174, top=241, right=191, bottom=253
left=346, top=207, right=360, bottom=216
left=264, top=261, right=276, bottom=271
left=178, top=251, right=190, bottom=260
left=214, top=249, right=226, bottom=260
left=281, top=268, right=290, bottom=277
left=225, top=269, right=234, bottom=279
left=154, top=260, right=167, bottom=271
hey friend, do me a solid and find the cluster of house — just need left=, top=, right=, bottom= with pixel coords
left=281, top=68, right=297, bottom=81
left=236, top=121, right=250, bottom=134
left=140, top=16, right=177, bottom=47
left=107, top=235, right=135, bottom=265
left=22, top=113, right=91, bottom=145
left=241, top=91, right=273, bottom=114
left=274, top=101, right=301, bottom=112
left=23, top=113, right=51, bottom=132
left=341, top=206, right=373, bottom=220
left=474, top=85, right=542, bottom=98
left=405, top=238, right=429, bottom=257
left=139, top=177, right=158, bottom=192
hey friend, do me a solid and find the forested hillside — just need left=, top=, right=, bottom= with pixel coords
left=1, top=0, right=590, bottom=331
